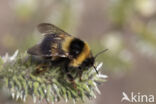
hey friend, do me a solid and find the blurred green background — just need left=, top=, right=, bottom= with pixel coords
left=0, top=0, right=156, bottom=104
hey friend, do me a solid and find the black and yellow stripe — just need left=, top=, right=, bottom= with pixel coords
left=62, top=37, right=91, bottom=67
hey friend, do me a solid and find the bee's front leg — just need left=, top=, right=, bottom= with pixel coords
left=67, top=73, right=76, bottom=88
left=78, top=70, right=83, bottom=81
left=74, top=67, right=83, bottom=81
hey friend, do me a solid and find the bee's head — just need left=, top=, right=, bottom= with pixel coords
left=82, top=57, right=95, bottom=68
left=81, top=49, right=108, bottom=74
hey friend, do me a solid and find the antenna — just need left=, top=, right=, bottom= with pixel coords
left=93, top=65, right=99, bottom=74
left=94, top=49, right=108, bottom=59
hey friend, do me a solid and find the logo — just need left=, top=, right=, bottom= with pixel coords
left=121, top=92, right=155, bottom=103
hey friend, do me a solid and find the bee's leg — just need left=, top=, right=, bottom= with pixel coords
left=67, top=74, right=76, bottom=88
left=64, top=66, right=73, bottom=80
left=35, top=63, right=48, bottom=74
left=78, top=71, right=83, bottom=81
left=65, top=66, right=76, bottom=88
left=77, top=67, right=83, bottom=81
left=72, top=67, right=83, bottom=82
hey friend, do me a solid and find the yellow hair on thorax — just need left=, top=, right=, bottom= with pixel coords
left=70, top=42, right=90, bottom=67
left=62, top=36, right=74, bottom=52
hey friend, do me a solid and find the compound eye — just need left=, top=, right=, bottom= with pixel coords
left=84, top=59, right=89, bottom=63
left=84, top=59, right=91, bottom=66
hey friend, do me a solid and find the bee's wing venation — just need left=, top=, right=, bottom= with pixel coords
left=27, top=44, right=42, bottom=56
left=37, top=23, right=71, bottom=36
left=28, top=35, right=70, bottom=58
left=27, top=44, right=53, bottom=57
left=28, top=23, right=72, bottom=58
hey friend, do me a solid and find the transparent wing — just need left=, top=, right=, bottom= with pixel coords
left=37, top=23, right=71, bottom=36
left=28, top=23, right=72, bottom=58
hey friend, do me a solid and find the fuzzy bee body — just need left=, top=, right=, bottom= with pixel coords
left=28, top=23, right=94, bottom=71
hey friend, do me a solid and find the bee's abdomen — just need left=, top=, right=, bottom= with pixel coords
left=40, top=34, right=55, bottom=55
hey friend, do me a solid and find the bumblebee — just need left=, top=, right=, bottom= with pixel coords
left=27, top=23, right=107, bottom=81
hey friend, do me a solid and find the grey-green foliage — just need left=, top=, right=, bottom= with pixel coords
left=0, top=50, right=107, bottom=104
